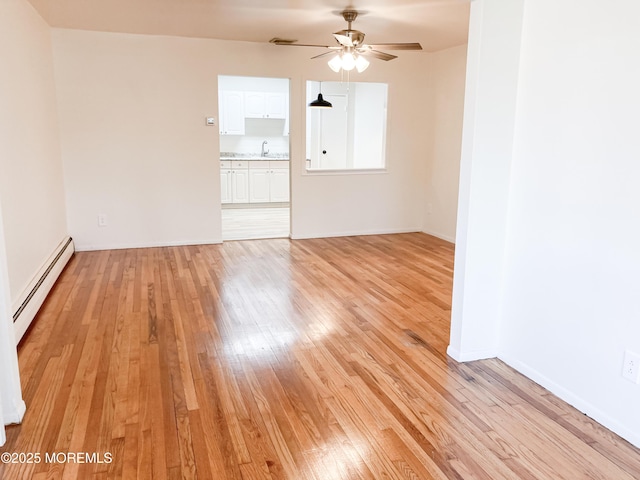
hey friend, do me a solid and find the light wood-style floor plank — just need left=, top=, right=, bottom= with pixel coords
left=1, top=233, right=639, bottom=479
left=222, top=206, right=290, bottom=241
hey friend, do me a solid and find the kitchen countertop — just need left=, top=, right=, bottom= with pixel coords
left=220, top=152, right=289, bottom=161
left=220, top=157, right=289, bottom=161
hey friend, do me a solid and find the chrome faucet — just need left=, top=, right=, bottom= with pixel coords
left=261, top=140, right=269, bottom=157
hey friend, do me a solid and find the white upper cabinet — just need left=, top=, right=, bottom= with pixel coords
left=219, top=91, right=245, bottom=135
left=244, top=92, right=287, bottom=119
left=244, top=92, right=266, bottom=118
left=265, top=93, right=287, bottom=119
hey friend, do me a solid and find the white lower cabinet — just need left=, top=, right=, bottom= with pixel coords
left=248, top=161, right=289, bottom=203
left=249, top=168, right=270, bottom=203
left=222, top=160, right=289, bottom=204
left=270, top=168, right=290, bottom=202
left=220, top=169, right=232, bottom=203
left=232, top=168, right=249, bottom=203
left=221, top=161, right=250, bottom=204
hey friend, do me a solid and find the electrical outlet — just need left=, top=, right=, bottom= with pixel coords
left=622, top=350, right=640, bottom=383
left=98, top=214, right=108, bottom=227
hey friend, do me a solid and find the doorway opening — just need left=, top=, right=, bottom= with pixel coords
left=218, top=75, right=291, bottom=241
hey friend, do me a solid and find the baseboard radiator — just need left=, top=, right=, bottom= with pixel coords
left=12, top=236, right=75, bottom=344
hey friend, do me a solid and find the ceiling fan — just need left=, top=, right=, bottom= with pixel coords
left=270, top=9, right=422, bottom=73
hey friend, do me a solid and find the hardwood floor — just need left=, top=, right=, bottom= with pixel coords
left=222, top=206, right=290, bottom=241
left=1, top=233, right=639, bottom=479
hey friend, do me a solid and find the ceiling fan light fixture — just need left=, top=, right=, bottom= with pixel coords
left=272, top=9, right=422, bottom=73
left=309, top=93, right=333, bottom=109
left=355, top=55, right=370, bottom=73
left=341, top=52, right=356, bottom=71
left=328, top=55, right=342, bottom=72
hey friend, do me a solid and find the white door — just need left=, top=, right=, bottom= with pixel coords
left=319, top=95, right=348, bottom=169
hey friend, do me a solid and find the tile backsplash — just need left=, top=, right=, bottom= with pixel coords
left=219, top=118, right=289, bottom=156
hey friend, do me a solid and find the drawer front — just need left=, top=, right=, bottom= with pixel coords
left=249, top=161, right=270, bottom=169
left=232, top=160, right=248, bottom=169
left=269, top=160, right=289, bottom=169
left=220, top=160, right=231, bottom=169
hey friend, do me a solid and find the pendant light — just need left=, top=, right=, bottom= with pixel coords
left=309, top=93, right=332, bottom=108
left=309, top=83, right=332, bottom=108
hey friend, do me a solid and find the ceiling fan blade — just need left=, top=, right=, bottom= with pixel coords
left=366, top=43, right=423, bottom=50
left=359, top=49, right=398, bottom=61
left=333, top=33, right=354, bottom=47
left=272, top=42, right=332, bottom=48
left=310, top=51, right=337, bottom=60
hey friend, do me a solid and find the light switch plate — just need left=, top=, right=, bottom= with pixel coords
left=206, top=117, right=215, bottom=126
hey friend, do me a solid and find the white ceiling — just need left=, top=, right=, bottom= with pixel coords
left=27, top=0, right=470, bottom=53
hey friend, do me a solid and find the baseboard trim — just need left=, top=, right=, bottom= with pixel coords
left=13, top=237, right=75, bottom=344
left=450, top=346, right=640, bottom=447
left=499, top=353, right=640, bottom=449
left=447, top=345, right=498, bottom=362
left=74, top=238, right=223, bottom=252
left=421, top=228, right=456, bottom=244
left=291, top=228, right=419, bottom=240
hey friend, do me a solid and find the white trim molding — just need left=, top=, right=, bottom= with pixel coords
left=446, top=345, right=498, bottom=363
left=12, top=236, right=75, bottom=344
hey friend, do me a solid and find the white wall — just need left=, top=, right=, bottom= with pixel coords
left=0, top=204, right=26, bottom=444
left=422, top=45, right=467, bottom=243
left=449, top=0, right=525, bottom=361
left=52, top=29, right=435, bottom=248
left=502, top=0, right=640, bottom=447
left=293, top=62, right=433, bottom=239
left=451, top=0, right=640, bottom=448
left=53, top=31, right=222, bottom=251
left=0, top=0, right=69, bottom=306
left=0, top=0, right=42, bottom=430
